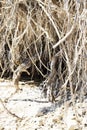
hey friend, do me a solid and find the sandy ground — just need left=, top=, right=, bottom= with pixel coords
left=0, top=79, right=87, bottom=130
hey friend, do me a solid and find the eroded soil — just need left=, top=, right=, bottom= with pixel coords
left=0, top=79, right=87, bottom=130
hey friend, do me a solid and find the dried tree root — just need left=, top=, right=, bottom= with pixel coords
left=46, top=55, right=58, bottom=102
left=13, top=70, right=21, bottom=90
left=0, top=99, right=22, bottom=119
left=13, top=61, right=31, bottom=90
left=13, top=56, right=38, bottom=90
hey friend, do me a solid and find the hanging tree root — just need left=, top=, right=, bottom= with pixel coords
left=13, top=61, right=31, bottom=90
left=41, top=55, right=58, bottom=102
left=13, top=56, right=37, bottom=90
